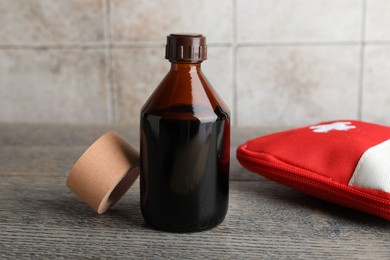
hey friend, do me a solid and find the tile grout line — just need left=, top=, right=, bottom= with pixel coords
left=0, top=44, right=104, bottom=49
left=358, top=0, right=367, bottom=120
left=104, top=0, right=115, bottom=124
left=232, top=0, right=238, bottom=127
left=3, top=41, right=390, bottom=50
left=236, top=41, right=362, bottom=47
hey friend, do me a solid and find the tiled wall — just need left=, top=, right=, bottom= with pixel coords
left=1, top=0, right=390, bottom=127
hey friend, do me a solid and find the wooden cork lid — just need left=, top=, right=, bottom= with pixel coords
left=67, top=131, right=139, bottom=214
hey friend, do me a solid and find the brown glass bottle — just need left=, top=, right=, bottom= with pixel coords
left=140, top=34, right=230, bottom=232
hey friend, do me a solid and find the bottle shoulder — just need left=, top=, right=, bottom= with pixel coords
left=141, top=67, right=230, bottom=120
left=141, top=104, right=229, bottom=123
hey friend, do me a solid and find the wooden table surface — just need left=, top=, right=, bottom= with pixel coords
left=1, top=123, right=390, bottom=259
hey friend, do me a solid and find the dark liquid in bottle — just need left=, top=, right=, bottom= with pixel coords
left=140, top=105, right=230, bottom=232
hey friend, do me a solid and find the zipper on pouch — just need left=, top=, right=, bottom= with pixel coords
left=238, top=149, right=390, bottom=217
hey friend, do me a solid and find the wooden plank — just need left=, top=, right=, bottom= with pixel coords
left=0, top=123, right=113, bottom=146
left=0, top=123, right=274, bottom=180
left=2, top=124, right=390, bottom=259
left=0, top=123, right=280, bottom=147
left=1, top=175, right=390, bottom=259
left=0, top=145, right=261, bottom=181
left=0, top=146, right=84, bottom=177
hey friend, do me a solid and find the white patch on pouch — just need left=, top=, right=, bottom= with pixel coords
left=310, top=122, right=356, bottom=133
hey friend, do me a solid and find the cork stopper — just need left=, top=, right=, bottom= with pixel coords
left=67, top=131, right=139, bottom=214
left=165, top=33, right=207, bottom=63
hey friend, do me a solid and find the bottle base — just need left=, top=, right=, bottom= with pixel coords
left=143, top=215, right=226, bottom=233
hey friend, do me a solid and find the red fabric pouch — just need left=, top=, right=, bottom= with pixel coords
left=237, top=120, right=390, bottom=220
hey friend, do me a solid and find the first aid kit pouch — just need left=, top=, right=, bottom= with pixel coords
left=237, top=120, right=390, bottom=220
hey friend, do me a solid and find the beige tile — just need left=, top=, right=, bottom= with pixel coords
left=365, top=0, right=390, bottom=41
left=112, top=47, right=168, bottom=125
left=362, top=45, right=390, bottom=124
left=0, top=0, right=104, bottom=44
left=237, top=46, right=360, bottom=127
left=110, top=0, right=233, bottom=44
left=112, top=47, right=233, bottom=126
left=0, top=49, right=109, bottom=123
left=237, top=0, right=362, bottom=43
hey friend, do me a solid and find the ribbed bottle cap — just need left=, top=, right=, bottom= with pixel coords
left=165, top=33, right=207, bottom=63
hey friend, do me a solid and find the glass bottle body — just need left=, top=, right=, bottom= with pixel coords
left=140, top=63, right=230, bottom=232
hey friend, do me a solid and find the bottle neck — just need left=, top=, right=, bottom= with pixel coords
left=170, top=62, right=202, bottom=71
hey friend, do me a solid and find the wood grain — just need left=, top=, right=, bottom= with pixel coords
left=1, top=124, right=389, bottom=259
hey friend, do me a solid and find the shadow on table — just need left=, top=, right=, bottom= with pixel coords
left=232, top=176, right=390, bottom=228
left=37, top=193, right=149, bottom=230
